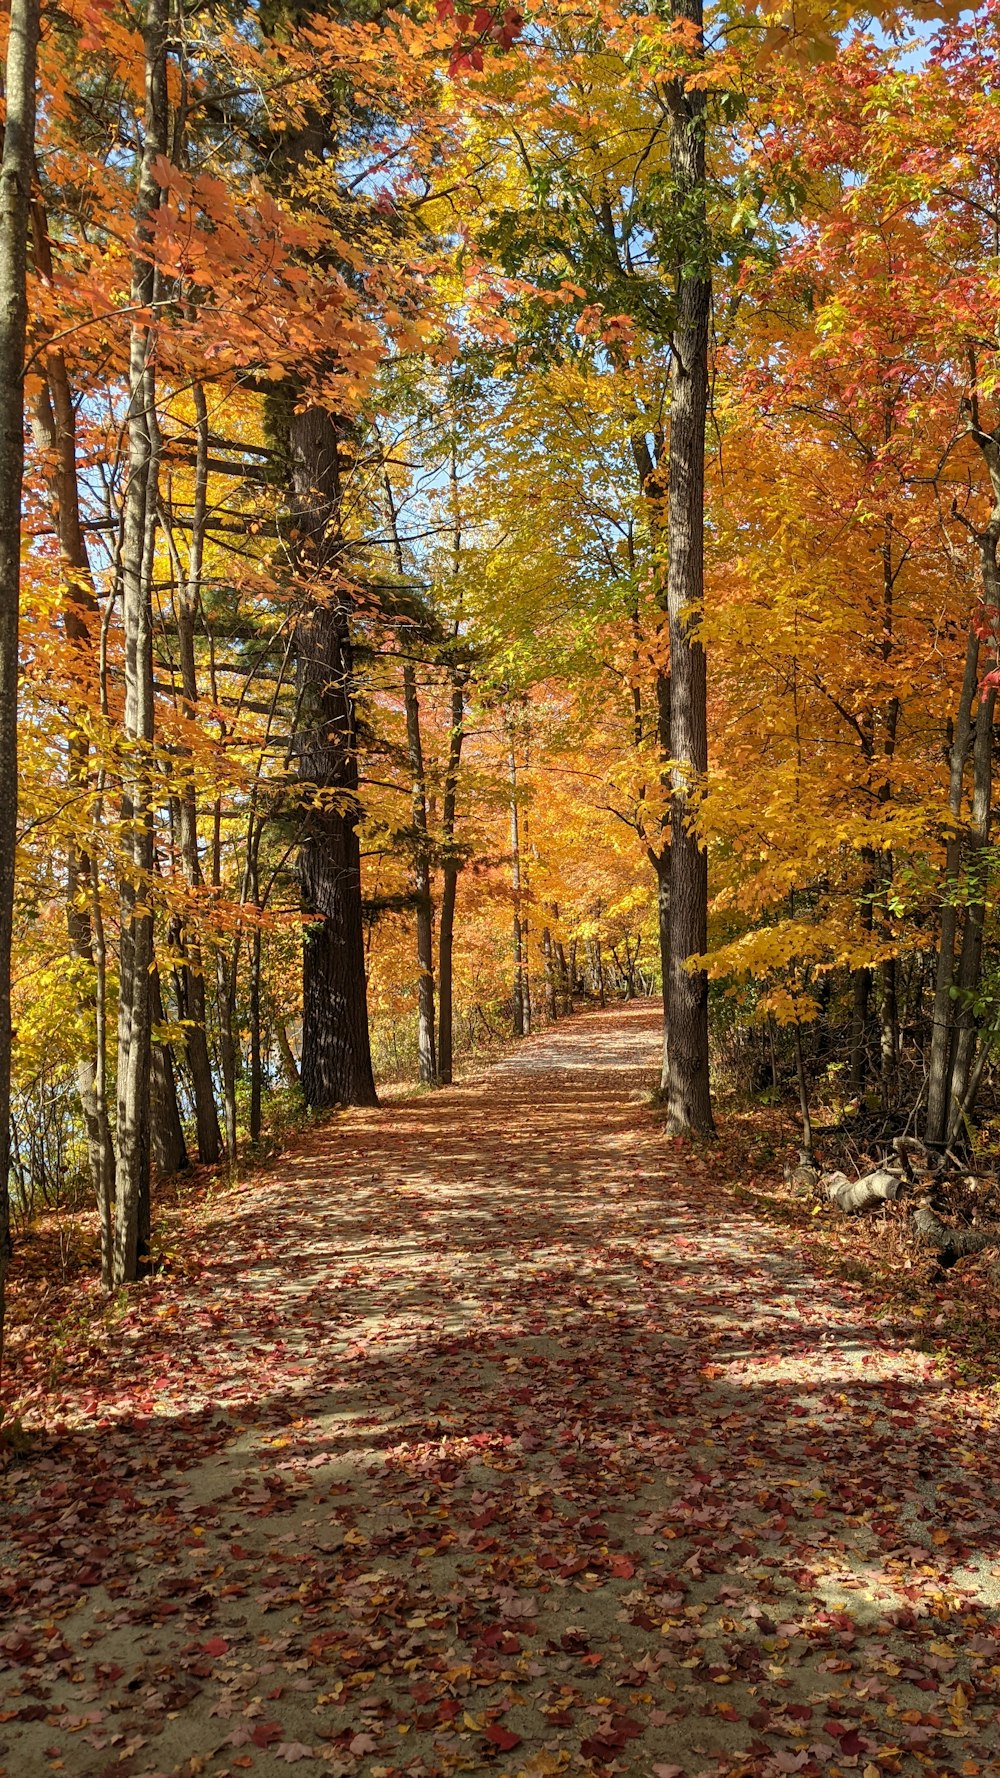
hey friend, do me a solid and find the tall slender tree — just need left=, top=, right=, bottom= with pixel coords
left=662, top=0, right=714, bottom=1135
left=0, top=0, right=40, bottom=1357
left=114, top=0, right=169, bottom=1285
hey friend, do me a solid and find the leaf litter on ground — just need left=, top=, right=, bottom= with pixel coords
left=4, top=1005, right=1000, bottom=1777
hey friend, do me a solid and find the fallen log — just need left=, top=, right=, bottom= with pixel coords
left=912, top=1200, right=1000, bottom=1269
left=825, top=1167, right=901, bottom=1214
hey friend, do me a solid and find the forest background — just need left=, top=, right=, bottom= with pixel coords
left=1, top=0, right=999, bottom=1328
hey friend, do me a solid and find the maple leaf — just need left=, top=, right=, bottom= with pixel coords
left=251, top=1721, right=284, bottom=1749
left=483, top=1723, right=522, bottom=1750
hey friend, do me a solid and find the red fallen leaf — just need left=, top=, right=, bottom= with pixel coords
left=484, top=1724, right=522, bottom=1751
left=839, top=1730, right=864, bottom=1755
left=609, top=1556, right=635, bottom=1578
left=251, top=1721, right=283, bottom=1748
left=202, top=1636, right=229, bottom=1657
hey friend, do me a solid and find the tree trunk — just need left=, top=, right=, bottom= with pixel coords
left=402, top=658, right=436, bottom=1083
left=0, top=0, right=40, bottom=1360
left=949, top=688, right=996, bottom=1123
left=250, top=923, right=262, bottom=1143
left=113, top=0, right=168, bottom=1287
left=275, top=1016, right=300, bottom=1089
left=926, top=631, right=981, bottom=1144
left=383, top=464, right=436, bottom=1083
left=169, top=380, right=223, bottom=1162
left=793, top=1021, right=813, bottom=1163
left=28, top=216, right=118, bottom=1246
left=216, top=944, right=238, bottom=1162
left=542, top=926, right=558, bottom=1021
left=509, top=735, right=526, bottom=1039
left=849, top=965, right=871, bottom=1093
left=291, top=408, right=377, bottom=1108
left=555, top=936, right=571, bottom=1014
left=663, top=0, right=714, bottom=1137
left=654, top=850, right=670, bottom=1090
left=149, top=966, right=188, bottom=1180
left=437, top=668, right=466, bottom=1084
left=880, top=957, right=898, bottom=1105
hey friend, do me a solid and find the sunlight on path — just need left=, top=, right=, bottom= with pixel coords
left=4, top=1004, right=1000, bottom=1778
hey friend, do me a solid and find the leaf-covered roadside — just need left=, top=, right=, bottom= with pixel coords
left=717, top=1114, right=1000, bottom=1391
left=5, top=1006, right=1000, bottom=1778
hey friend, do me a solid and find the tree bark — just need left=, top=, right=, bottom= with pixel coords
left=113, top=0, right=168, bottom=1286
left=0, top=0, right=40, bottom=1362
left=402, top=657, right=436, bottom=1082
left=949, top=685, right=996, bottom=1121
left=292, top=408, right=377, bottom=1108
left=149, top=965, right=188, bottom=1179
left=509, top=735, right=526, bottom=1038
left=275, top=1015, right=300, bottom=1089
left=437, top=668, right=466, bottom=1084
left=216, top=943, right=239, bottom=1161
left=169, top=380, right=223, bottom=1162
left=925, top=628, right=980, bottom=1145
left=663, top=0, right=714, bottom=1136
left=28, top=210, right=117, bottom=1248
left=542, top=925, right=558, bottom=1021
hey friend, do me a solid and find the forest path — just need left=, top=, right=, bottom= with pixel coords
left=5, top=1003, right=1000, bottom=1777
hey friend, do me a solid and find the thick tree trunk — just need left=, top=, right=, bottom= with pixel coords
left=0, top=0, right=40, bottom=1360
left=663, top=0, right=714, bottom=1137
left=292, top=409, right=377, bottom=1108
left=113, top=0, right=168, bottom=1287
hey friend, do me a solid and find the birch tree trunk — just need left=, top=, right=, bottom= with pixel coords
left=113, top=0, right=168, bottom=1286
left=28, top=209, right=116, bottom=1252
left=663, top=0, right=714, bottom=1136
left=0, top=0, right=40, bottom=1359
